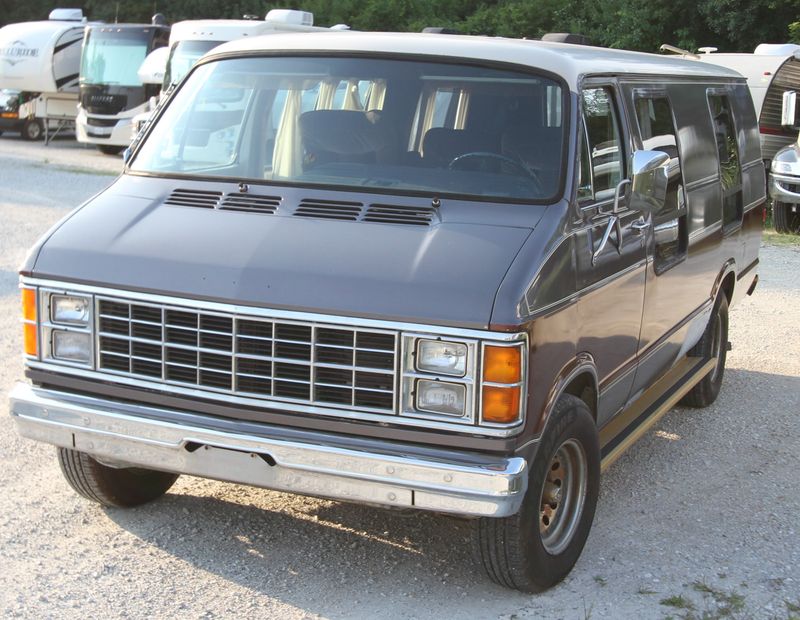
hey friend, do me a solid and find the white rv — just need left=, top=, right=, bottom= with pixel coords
left=0, top=9, right=91, bottom=141
left=669, top=43, right=800, bottom=164
left=130, top=10, right=339, bottom=141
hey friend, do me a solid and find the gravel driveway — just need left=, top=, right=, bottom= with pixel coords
left=0, top=138, right=798, bottom=619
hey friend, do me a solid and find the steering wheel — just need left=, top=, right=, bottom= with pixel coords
left=447, top=151, right=543, bottom=191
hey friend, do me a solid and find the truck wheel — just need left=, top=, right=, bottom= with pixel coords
left=22, top=119, right=43, bottom=141
left=680, top=294, right=729, bottom=408
left=97, top=145, right=125, bottom=156
left=773, top=201, right=787, bottom=233
left=57, top=447, right=179, bottom=508
left=774, top=201, right=800, bottom=234
left=472, top=395, right=600, bottom=592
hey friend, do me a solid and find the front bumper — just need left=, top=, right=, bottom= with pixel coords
left=769, top=172, right=800, bottom=205
left=9, top=382, right=527, bottom=517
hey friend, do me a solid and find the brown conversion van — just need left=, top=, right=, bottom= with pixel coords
left=10, top=33, right=764, bottom=591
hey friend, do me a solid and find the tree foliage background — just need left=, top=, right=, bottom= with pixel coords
left=0, top=0, right=798, bottom=52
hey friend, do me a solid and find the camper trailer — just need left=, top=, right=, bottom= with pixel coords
left=674, top=43, right=800, bottom=165
left=76, top=17, right=170, bottom=155
left=0, top=9, right=90, bottom=141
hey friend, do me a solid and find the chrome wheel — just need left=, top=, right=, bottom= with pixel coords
left=539, top=438, right=588, bottom=555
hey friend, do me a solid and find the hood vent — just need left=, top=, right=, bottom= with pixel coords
left=164, top=189, right=222, bottom=208
left=363, top=204, right=435, bottom=226
left=220, top=192, right=281, bottom=214
left=295, top=198, right=364, bottom=221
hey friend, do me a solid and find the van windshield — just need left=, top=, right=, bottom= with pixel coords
left=130, top=56, right=566, bottom=202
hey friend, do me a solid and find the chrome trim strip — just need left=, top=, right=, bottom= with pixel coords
left=9, top=382, right=528, bottom=517
left=22, top=278, right=524, bottom=342
left=684, top=173, right=718, bottom=192
left=523, top=258, right=647, bottom=321
left=740, top=159, right=765, bottom=172
left=688, top=221, right=722, bottom=242
left=742, top=198, right=764, bottom=214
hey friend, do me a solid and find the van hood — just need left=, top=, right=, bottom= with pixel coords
left=29, top=179, right=539, bottom=329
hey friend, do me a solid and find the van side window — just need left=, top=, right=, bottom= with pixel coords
left=634, top=95, right=687, bottom=272
left=581, top=87, right=624, bottom=200
left=707, top=94, right=743, bottom=229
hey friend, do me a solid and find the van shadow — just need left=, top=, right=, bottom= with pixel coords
left=105, top=489, right=494, bottom=615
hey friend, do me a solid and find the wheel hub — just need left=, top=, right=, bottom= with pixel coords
left=538, top=439, right=588, bottom=554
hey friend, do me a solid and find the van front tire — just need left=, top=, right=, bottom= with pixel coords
left=57, top=447, right=179, bottom=508
left=472, top=395, right=600, bottom=592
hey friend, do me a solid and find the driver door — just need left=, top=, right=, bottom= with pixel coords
left=573, top=82, right=647, bottom=427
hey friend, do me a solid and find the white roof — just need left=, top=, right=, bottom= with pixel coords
left=208, top=31, right=743, bottom=89
left=169, top=18, right=327, bottom=46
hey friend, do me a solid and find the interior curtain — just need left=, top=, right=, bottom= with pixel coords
left=271, top=89, right=303, bottom=179
left=316, top=80, right=338, bottom=110
left=366, top=80, right=386, bottom=111
left=342, top=80, right=363, bottom=111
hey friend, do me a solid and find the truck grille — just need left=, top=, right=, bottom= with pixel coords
left=95, top=297, right=398, bottom=413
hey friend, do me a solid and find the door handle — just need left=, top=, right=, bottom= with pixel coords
left=631, top=218, right=650, bottom=233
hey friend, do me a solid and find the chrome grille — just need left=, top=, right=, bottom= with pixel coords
left=96, top=297, right=398, bottom=413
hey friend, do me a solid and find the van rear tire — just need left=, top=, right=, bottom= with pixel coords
left=57, top=447, right=179, bottom=508
left=472, top=395, right=600, bottom=592
left=680, top=295, right=728, bottom=408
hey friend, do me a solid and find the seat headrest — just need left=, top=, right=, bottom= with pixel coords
left=300, top=110, right=386, bottom=155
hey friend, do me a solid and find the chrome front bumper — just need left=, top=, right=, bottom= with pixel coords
left=770, top=172, right=800, bottom=204
left=9, top=382, right=527, bottom=517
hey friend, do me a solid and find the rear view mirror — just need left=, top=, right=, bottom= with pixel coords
left=630, top=150, right=669, bottom=213
left=782, top=91, right=800, bottom=129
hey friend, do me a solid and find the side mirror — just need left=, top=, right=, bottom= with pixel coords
left=122, top=147, right=132, bottom=165
left=630, top=150, right=669, bottom=213
left=782, top=91, right=800, bottom=129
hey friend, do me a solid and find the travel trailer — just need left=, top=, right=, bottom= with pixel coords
left=0, top=9, right=90, bottom=141
left=769, top=91, right=800, bottom=232
left=76, top=17, right=170, bottom=154
left=11, top=33, right=763, bottom=592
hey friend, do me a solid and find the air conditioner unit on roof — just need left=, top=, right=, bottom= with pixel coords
left=265, top=9, right=314, bottom=27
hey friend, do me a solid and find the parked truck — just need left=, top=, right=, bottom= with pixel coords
left=0, top=9, right=90, bottom=141
left=76, top=16, right=170, bottom=155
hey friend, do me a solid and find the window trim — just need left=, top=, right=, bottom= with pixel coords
left=126, top=51, right=573, bottom=207
left=576, top=80, right=629, bottom=214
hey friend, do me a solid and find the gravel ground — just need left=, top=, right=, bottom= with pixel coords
left=0, top=138, right=798, bottom=619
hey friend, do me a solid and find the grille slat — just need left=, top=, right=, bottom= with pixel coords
left=96, top=297, right=397, bottom=413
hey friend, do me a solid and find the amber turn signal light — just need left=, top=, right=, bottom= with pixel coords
left=22, top=289, right=37, bottom=356
left=483, top=345, right=521, bottom=383
left=22, top=288, right=36, bottom=322
left=482, top=386, right=521, bottom=424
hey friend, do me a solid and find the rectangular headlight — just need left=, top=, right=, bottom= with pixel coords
left=51, top=294, right=90, bottom=325
left=416, top=379, right=466, bottom=417
left=416, top=339, right=467, bottom=376
left=52, top=330, right=91, bottom=363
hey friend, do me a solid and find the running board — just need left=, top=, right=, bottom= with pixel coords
left=599, top=356, right=717, bottom=472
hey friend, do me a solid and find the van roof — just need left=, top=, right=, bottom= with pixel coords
left=208, top=31, right=744, bottom=88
